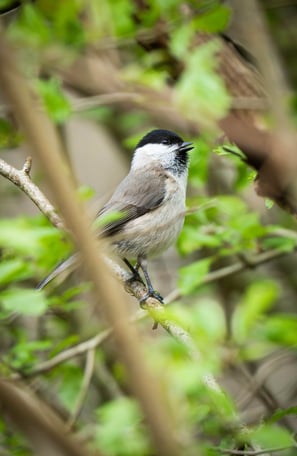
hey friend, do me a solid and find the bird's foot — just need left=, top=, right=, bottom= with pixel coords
left=126, top=270, right=145, bottom=286
left=139, top=289, right=164, bottom=307
left=139, top=290, right=164, bottom=330
left=123, top=258, right=145, bottom=285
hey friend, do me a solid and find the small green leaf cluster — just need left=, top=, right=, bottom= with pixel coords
left=0, top=216, right=72, bottom=319
left=0, top=118, right=22, bottom=150
left=179, top=195, right=267, bottom=260
left=35, top=78, right=72, bottom=124
left=94, top=397, right=152, bottom=456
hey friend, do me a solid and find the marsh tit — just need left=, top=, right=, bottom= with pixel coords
left=37, top=129, right=193, bottom=302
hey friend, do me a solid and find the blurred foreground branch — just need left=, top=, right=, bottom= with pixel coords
left=0, top=379, right=101, bottom=456
left=0, top=27, right=183, bottom=456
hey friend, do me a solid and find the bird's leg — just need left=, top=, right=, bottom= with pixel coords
left=137, top=256, right=164, bottom=305
left=123, top=258, right=144, bottom=284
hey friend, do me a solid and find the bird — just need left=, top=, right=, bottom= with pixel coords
left=36, top=129, right=194, bottom=303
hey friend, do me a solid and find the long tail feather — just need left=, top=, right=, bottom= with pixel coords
left=36, top=254, right=79, bottom=290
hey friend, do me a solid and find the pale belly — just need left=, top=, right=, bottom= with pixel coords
left=111, top=183, right=186, bottom=259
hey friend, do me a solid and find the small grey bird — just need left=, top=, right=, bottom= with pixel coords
left=37, top=129, right=193, bottom=302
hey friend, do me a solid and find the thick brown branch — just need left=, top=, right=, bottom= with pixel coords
left=227, top=1, right=297, bottom=214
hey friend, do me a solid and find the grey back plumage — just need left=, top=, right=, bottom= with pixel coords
left=98, top=167, right=167, bottom=237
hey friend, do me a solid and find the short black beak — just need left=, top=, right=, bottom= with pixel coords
left=179, top=141, right=194, bottom=153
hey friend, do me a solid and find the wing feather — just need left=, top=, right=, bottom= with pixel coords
left=97, top=168, right=167, bottom=237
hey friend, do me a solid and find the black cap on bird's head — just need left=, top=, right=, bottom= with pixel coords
left=133, top=129, right=194, bottom=175
left=136, top=129, right=182, bottom=147
left=137, top=129, right=193, bottom=152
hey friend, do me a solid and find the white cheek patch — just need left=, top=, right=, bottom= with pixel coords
left=132, top=143, right=176, bottom=169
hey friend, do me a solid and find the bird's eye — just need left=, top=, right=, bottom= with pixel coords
left=162, top=139, right=169, bottom=145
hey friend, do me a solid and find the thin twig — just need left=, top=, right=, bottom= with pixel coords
left=166, top=246, right=295, bottom=303
left=67, top=348, right=96, bottom=429
left=236, top=351, right=294, bottom=408
left=71, top=92, right=143, bottom=111
left=231, top=97, right=268, bottom=111
left=215, top=445, right=295, bottom=455
left=0, top=157, right=64, bottom=230
left=235, top=363, right=294, bottom=432
left=15, top=327, right=113, bottom=377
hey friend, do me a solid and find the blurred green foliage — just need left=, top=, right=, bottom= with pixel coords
left=35, top=77, right=72, bottom=123
left=0, top=1, right=296, bottom=455
left=95, top=397, right=152, bottom=456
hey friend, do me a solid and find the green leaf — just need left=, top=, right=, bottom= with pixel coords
left=170, top=24, right=195, bottom=59
left=261, top=235, right=296, bottom=252
left=215, top=144, right=246, bottom=160
left=8, top=3, right=51, bottom=47
left=268, top=407, right=297, bottom=424
left=250, top=424, right=294, bottom=449
left=232, top=281, right=279, bottom=344
left=77, top=185, right=95, bottom=201
left=192, top=298, right=226, bottom=341
left=108, top=0, right=136, bottom=36
left=6, top=339, right=52, bottom=370
left=49, top=335, right=80, bottom=358
left=228, top=212, right=266, bottom=243
left=213, top=195, right=247, bottom=217
left=265, top=198, right=274, bottom=209
left=178, top=257, right=212, bottom=294
left=193, top=4, right=231, bottom=33
left=175, top=41, right=231, bottom=127
left=188, top=136, right=211, bottom=188
left=262, top=315, right=297, bottom=346
left=0, top=0, right=17, bottom=9
left=36, top=78, right=71, bottom=123
left=55, top=364, right=84, bottom=413
left=0, top=118, right=22, bottom=149
left=0, top=217, right=69, bottom=273
left=0, top=218, right=55, bottom=255
left=0, top=288, right=48, bottom=316
left=0, top=259, right=32, bottom=286
left=178, top=226, right=221, bottom=255
left=95, top=397, right=151, bottom=456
